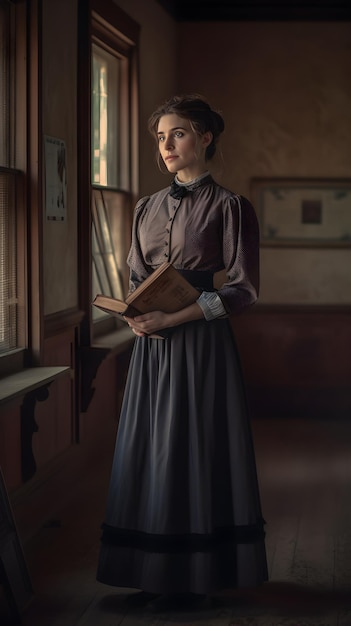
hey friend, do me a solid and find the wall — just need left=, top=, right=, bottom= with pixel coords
left=232, top=307, right=351, bottom=419
left=177, top=21, right=351, bottom=306
left=177, top=21, right=351, bottom=191
left=42, top=0, right=78, bottom=316
left=178, top=20, right=351, bottom=417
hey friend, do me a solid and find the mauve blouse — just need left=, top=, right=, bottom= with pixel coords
left=127, top=174, right=259, bottom=316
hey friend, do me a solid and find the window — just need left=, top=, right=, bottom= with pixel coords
left=90, top=5, right=139, bottom=327
left=0, top=171, right=17, bottom=353
left=91, top=187, right=132, bottom=319
left=78, top=0, right=139, bottom=343
left=92, top=44, right=120, bottom=188
left=0, top=0, right=26, bottom=359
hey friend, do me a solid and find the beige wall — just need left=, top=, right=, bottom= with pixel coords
left=112, top=0, right=178, bottom=197
left=42, top=0, right=78, bottom=315
left=177, top=21, right=351, bottom=304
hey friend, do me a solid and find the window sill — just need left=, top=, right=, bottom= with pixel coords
left=0, top=366, right=71, bottom=407
left=0, top=348, right=27, bottom=379
left=91, top=326, right=135, bottom=353
left=0, top=366, right=71, bottom=484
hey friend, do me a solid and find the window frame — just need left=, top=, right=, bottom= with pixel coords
left=0, top=0, right=28, bottom=375
left=77, top=0, right=139, bottom=346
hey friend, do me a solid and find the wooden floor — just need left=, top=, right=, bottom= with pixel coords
left=2, top=417, right=351, bottom=626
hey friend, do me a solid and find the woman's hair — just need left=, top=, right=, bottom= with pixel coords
left=148, top=94, right=225, bottom=161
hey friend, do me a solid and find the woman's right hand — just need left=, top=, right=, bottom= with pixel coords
left=124, top=311, right=170, bottom=336
left=124, top=302, right=204, bottom=337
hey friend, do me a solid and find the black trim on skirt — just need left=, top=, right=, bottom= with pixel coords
left=100, top=520, right=266, bottom=554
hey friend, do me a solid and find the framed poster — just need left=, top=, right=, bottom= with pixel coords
left=44, top=135, right=67, bottom=221
left=251, top=178, right=351, bottom=247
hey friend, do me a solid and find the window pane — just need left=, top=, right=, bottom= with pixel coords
left=0, top=170, right=17, bottom=352
left=91, top=44, right=119, bottom=187
left=91, top=188, right=132, bottom=321
left=0, top=1, right=17, bottom=354
left=90, top=19, right=136, bottom=332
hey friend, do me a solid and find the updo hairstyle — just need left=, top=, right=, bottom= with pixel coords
left=148, top=94, right=225, bottom=161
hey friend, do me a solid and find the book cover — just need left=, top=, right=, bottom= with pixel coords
left=92, top=261, right=199, bottom=318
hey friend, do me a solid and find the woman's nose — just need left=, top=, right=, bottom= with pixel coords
left=164, top=135, right=174, bottom=150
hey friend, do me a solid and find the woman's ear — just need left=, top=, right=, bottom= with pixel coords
left=202, top=131, right=213, bottom=148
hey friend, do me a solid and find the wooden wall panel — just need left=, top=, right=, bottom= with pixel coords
left=0, top=401, right=22, bottom=491
left=231, top=307, right=351, bottom=419
left=31, top=374, right=73, bottom=469
left=29, top=327, right=76, bottom=470
left=79, top=348, right=132, bottom=446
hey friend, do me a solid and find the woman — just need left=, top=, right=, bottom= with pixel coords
left=96, top=94, right=268, bottom=606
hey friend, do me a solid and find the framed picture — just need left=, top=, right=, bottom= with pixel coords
left=250, top=178, right=351, bottom=247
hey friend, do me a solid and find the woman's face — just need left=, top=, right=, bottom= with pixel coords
left=157, top=113, right=211, bottom=182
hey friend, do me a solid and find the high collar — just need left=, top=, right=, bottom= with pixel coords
left=169, top=173, right=213, bottom=199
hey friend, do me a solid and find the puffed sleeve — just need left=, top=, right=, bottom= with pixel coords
left=126, top=196, right=151, bottom=294
left=216, top=194, right=260, bottom=315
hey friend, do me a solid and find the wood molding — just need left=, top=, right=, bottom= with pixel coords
left=28, top=0, right=44, bottom=363
left=44, top=308, right=85, bottom=338
left=77, top=0, right=93, bottom=346
left=91, top=0, right=140, bottom=44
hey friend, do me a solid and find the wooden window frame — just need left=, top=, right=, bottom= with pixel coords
left=77, top=0, right=139, bottom=346
left=0, top=0, right=29, bottom=376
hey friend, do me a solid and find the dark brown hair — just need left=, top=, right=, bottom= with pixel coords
left=148, top=94, right=225, bottom=161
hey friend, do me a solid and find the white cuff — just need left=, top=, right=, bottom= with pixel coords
left=197, top=291, right=227, bottom=321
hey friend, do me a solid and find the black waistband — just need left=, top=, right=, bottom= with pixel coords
left=177, top=269, right=214, bottom=291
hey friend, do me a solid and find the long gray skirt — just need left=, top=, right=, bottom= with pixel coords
left=96, top=318, right=268, bottom=594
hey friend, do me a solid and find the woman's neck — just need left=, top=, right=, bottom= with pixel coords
left=175, top=170, right=210, bottom=186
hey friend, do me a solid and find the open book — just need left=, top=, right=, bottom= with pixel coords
left=92, top=262, right=199, bottom=320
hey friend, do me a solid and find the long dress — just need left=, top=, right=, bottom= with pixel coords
left=96, top=173, right=268, bottom=594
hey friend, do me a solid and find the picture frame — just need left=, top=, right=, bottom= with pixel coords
left=250, top=178, right=351, bottom=247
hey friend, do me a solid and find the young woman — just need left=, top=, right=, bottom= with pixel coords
left=96, top=94, right=268, bottom=607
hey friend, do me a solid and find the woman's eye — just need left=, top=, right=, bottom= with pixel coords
left=158, top=131, right=183, bottom=142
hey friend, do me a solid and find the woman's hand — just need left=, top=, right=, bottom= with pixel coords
left=124, top=302, right=204, bottom=337
left=124, top=311, right=172, bottom=337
